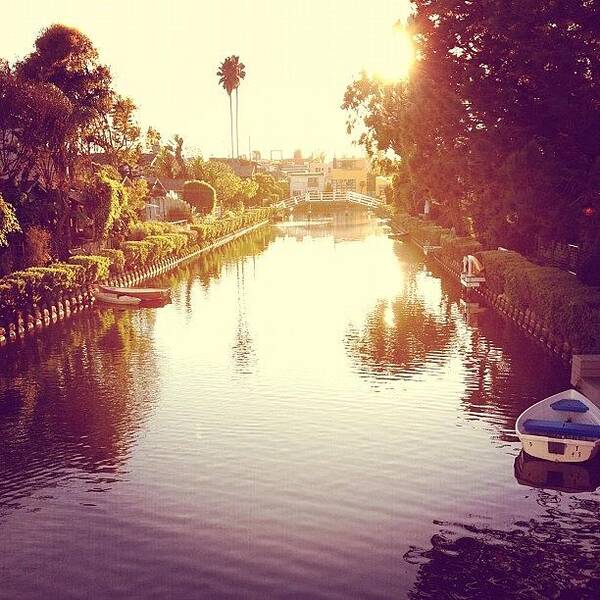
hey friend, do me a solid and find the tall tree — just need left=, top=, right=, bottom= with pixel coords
left=87, top=95, right=142, bottom=168
left=232, top=56, right=246, bottom=159
left=217, top=56, right=245, bottom=158
left=15, top=24, right=114, bottom=254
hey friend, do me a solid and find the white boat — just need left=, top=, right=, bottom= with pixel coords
left=97, top=284, right=170, bottom=301
left=93, top=287, right=142, bottom=306
left=516, top=389, right=600, bottom=463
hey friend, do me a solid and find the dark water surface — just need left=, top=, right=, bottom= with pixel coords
left=1, top=218, right=599, bottom=599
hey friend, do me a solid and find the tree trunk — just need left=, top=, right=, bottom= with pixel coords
left=229, top=94, right=234, bottom=159
left=235, top=87, right=240, bottom=159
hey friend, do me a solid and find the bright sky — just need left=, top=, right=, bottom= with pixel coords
left=2, top=1, right=412, bottom=160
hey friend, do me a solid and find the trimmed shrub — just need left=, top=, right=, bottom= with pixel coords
left=2, top=271, right=42, bottom=309
left=68, top=255, right=110, bottom=283
left=121, top=240, right=152, bottom=268
left=98, top=249, right=126, bottom=275
left=0, top=281, right=16, bottom=319
left=183, top=180, right=216, bottom=215
left=478, top=249, right=600, bottom=351
left=441, top=236, right=483, bottom=262
left=477, top=250, right=531, bottom=295
left=128, top=220, right=176, bottom=241
left=53, top=262, right=86, bottom=287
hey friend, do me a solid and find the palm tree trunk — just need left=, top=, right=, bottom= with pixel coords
left=235, top=87, right=240, bottom=159
left=229, top=93, right=234, bottom=159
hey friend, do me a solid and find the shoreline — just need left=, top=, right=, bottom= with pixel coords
left=0, top=219, right=270, bottom=348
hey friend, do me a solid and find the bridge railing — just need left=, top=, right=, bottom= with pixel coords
left=275, top=190, right=384, bottom=210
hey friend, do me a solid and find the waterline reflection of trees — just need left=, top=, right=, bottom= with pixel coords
left=344, top=278, right=457, bottom=382
left=0, top=308, right=160, bottom=516
left=404, top=494, right=600, bottom=599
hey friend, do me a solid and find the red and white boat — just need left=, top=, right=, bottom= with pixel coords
left=96, top=284, right=171, bottom=302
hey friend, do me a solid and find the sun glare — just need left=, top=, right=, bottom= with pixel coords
left=368, top=27, right=415, bottom=82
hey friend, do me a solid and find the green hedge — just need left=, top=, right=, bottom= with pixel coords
left=441, top=236, right=483, bottom=262
left=0, top=210, right=273, bottom=323
left=0, top=262, right=87, bottom=319
left=98, top=249, right=125, bottom=275
left=68, top=255, right=110, bottom=283
left=128, top=220, right=177, bottom=241
left=190, top=208, right=272, bottom=246
left=478, top=250, right=600, bottom=351
left=121, top=240, right=153, bottom=268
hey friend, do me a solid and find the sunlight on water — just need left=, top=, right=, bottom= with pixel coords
left=1, top=217, right=598, bottom=599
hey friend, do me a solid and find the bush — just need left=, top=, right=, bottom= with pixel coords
left=128, top=220, right=176, bottom=241
left=0, top=281, right=16, bottom=319
left=68, top=255, right=110, bottom=283
left=1, top=270, right=42, bottom=309
left=121, top=240, right=152, bottom=268
left=0, top=261, right=87, bottom=320
left=28, top=265, right=78, bottom=304
left=183, top=180, right=216, bottom=215
left=477, top=250, right=531, bottom=295
left=98, top=249, right=125, bottom=275
left=167, top=204, right=194, bottom=222
left=0, top=193, right=21, bottom=247
left=478, top=249, right=600, bottom=351
left=441, top=236, right=483, bottom=262
left=83, top=167, right=127, bottom=241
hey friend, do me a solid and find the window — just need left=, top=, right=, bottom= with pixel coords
left=307, top=177, right=318, bottom=188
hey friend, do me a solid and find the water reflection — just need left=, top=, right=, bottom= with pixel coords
left=405, top=495, right=600, bottom=599
left=0, top=309, right=159, bottom=516
left=345, top=287, right=456, bottom=381
left=0, top=219, right=592, bottom=599
left=514, top=451, right=600, bottom=493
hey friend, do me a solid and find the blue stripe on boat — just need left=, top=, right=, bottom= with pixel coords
left=524, top=419, right=600, bottom=439
left=550, top=399, right=589, bottom=413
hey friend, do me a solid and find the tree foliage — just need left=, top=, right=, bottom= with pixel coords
left=87, top=95, right=142, bottom=167
left=82, top=166, right=128, bottom=241
left=343, top=1, right=600, bottom=268
left=0, top=194, right=21, bottom=247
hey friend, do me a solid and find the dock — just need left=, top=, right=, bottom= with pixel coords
left=571, top=355, right=600, bottom=406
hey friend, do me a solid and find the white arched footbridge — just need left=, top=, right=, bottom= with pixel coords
left=276, top=191, right=384, bottom=210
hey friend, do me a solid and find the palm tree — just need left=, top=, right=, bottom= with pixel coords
left=231, top=56, right=246, bottom=159
left=217, top=55, right=246, bottom=159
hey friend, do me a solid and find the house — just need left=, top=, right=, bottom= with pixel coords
left=329, top=157, right=370, bottom=194
left=288, top=172, right=326, bottom=196
left=142, top=177, right=191, bottom=221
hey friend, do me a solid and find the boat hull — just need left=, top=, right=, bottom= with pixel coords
left=94, top=289, right=141, bottom=306
left=518, top=433, right=599, bottom=463
left=97, top=285, right=170, bottom=301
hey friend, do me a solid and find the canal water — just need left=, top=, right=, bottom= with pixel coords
left=1, top=217, right=599, bottom=599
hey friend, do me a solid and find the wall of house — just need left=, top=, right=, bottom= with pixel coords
left=289, top=174, right=326, bottom=196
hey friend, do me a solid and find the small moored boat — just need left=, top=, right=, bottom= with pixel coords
left=516, top=389, right=600, bottom=463
left=97, top=284, right=170, bottom=301
left=93, top=287, right=141, bottom=306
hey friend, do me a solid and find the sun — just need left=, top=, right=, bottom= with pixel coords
left=368, top=27, right=415, bottom=82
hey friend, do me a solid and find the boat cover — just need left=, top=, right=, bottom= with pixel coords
left=524, top=419, right=600, bottom=439
left=550, top=399, right=589, bottom=413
